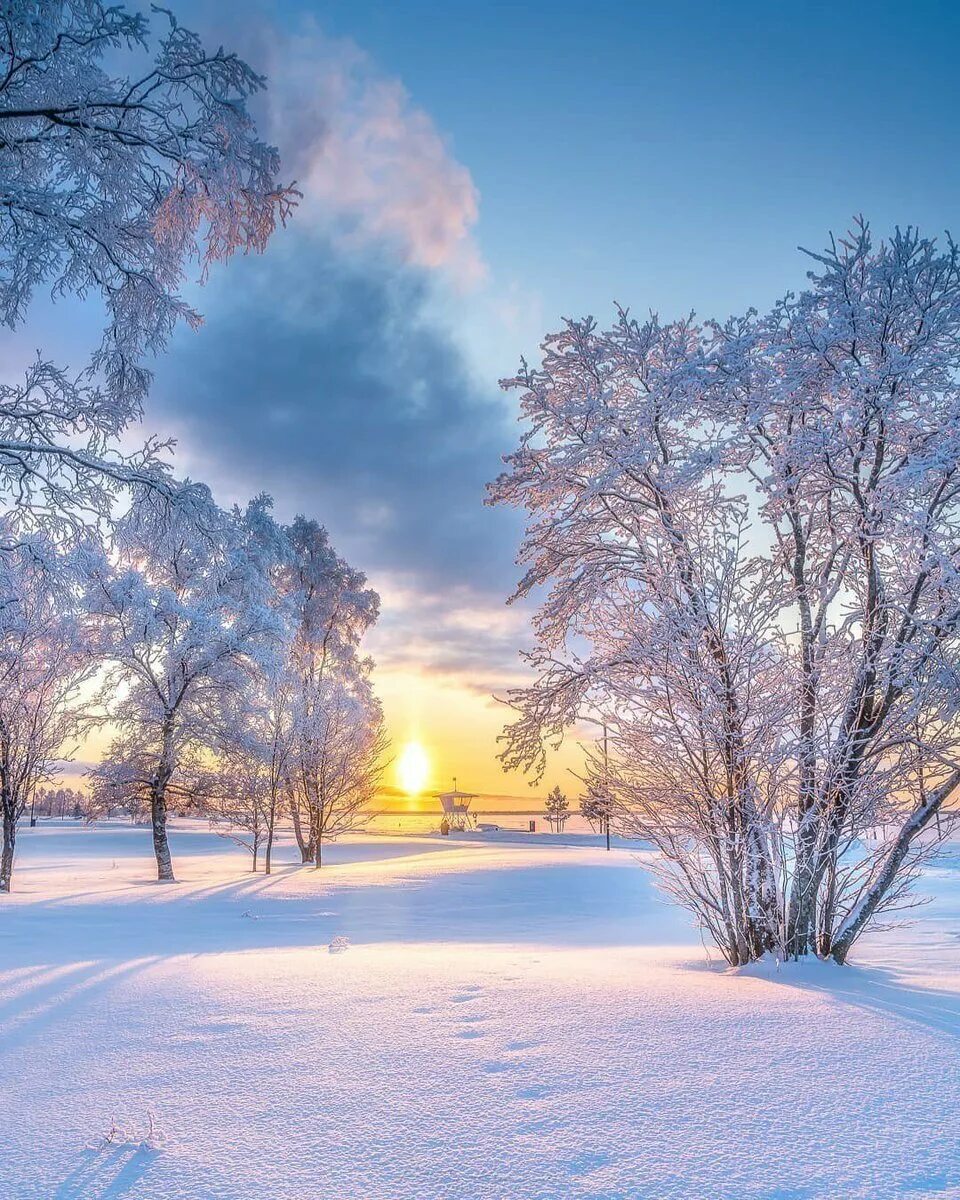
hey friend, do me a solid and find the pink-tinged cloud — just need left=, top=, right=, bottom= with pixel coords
left=261, top=24, right=484, bottom=286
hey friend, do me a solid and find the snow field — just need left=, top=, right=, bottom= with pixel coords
left=1, top=821, right=958, bottom=1199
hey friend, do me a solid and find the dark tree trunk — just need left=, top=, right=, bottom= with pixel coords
left=0, top=801, right=15, bottom=893
left=313, top=835, right=323, bottom=870
left=816, top=855, right=838, bottom=958
left=786, top=801, right=821, bottom=958
left=290, top=796, right=313, bottom=863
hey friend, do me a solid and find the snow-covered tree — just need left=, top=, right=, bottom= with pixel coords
left=0, top=1, right=295, bottom=409
left=290, top=671, right=387, bottom=868
left=0, top=528, right=95, bottom=890
left=85, top=491, right=285, bottom=881
left=205, top=744, right=275, bottom=873
left=0, top=359, right=179, bottom=539
left=280, top=518, right=382, bottom=865
left=198, top=515, right=386, bottom=874
left=492, top=220, right=960, bottom=965
left=0, top=3, right=294, bottom=533
left=204, top=647, right=295, bottom=874
left=579, top=786, right=612, bottom=845
left=543, top=785, right=569, bottom=833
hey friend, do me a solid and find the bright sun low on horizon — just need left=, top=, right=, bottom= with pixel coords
left=397, top=741, right=430, bottom=795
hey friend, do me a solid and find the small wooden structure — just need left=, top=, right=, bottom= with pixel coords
left=438, top=784, right=477, bottom=832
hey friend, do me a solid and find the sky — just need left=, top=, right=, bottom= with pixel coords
left=13, top=0, right=960, bottom=804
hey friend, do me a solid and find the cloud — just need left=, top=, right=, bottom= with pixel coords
left=152, top=239, right=526, bottom=677
left=244, top=18, right=484, bottom=287
left=369, top=576, right=534, bottom=689
left=146, top=10, right=526, bottom=690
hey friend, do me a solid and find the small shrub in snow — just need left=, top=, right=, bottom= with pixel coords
left=87, top=1112, right=167, bottom=1154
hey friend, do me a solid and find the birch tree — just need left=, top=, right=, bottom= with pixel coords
left=492, top=220, right=960, bottom=965
left=86, top=491, right=284, bottom=881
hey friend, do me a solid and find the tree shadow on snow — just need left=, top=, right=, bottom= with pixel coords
left=800, top=963, right=960, bottom=1041
left=55, top=1144, right=160, bottom=1200
left=2, top=856, right=696, bottom=973
left=0, top=958, right=160, bottom=1052
left=731, top=959, right=960, bottom=1042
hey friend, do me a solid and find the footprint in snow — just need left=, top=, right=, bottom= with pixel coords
left=567, top=1150, right=612, bottom=1177
left=482, top=1059, right=522, bottom=1075
left=451, top=986, right=483, bottom=1003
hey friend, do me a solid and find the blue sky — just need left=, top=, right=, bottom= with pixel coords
left=11, top=0, right=960, bottom=793
left=292, top=0, right=960, bottom=321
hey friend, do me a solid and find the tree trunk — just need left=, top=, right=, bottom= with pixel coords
left=314, top=835, right=323, bottom=870
left=147, top=718, right=177, bottom=882
left=290, top=795, right=313, bottom=863
left=149, top=769, right=175, bottom=883
left=816, top=855, right=838, bottom=958
left=786, top=807, right=820, bottom=957
left=0, top=801, right=15, bottom=893
left=831, top=771, right=960, bottom=963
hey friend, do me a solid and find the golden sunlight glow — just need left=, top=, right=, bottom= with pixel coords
left=397, top=741, right=430, bottom=795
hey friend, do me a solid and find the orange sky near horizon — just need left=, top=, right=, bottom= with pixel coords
left=67, top=663, right=588, bottom=812
left=373, top=664, right=588, bottom=808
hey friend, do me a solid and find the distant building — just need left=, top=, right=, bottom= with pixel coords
left=438, top=787, right=477, bottom=832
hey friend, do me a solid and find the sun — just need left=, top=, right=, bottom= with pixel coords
left=397, top=741, right=430, bottom=796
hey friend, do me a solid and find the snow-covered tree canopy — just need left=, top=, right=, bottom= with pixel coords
left=0, top=3, right=295, bottom=535
left=280, top=518, right=383, bottom=866
left=0, top=357, right=178, bottom=538
left=0, top=1, right=297, bottom=409
left=492, top=220, right=960, bottom=965
left=85, top=489, right=289, bottom=881
left=0, top=522, right=95, bottom=889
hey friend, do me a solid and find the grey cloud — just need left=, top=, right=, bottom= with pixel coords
left=152, top=233, right=524, bottom=610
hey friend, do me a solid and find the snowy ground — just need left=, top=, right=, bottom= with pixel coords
left=2, top=821, right=959, bottom=1200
